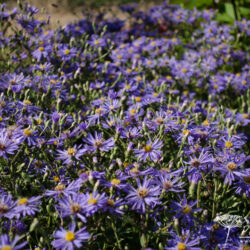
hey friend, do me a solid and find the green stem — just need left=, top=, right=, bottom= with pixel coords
left=196, top=180, right=201, bottom=208
left=212, top=179, right=218, bottom=219
left=111, top=221, right=122, bottom=250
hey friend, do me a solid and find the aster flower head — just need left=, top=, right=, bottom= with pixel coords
left=14, top=196, right=41, bottom=218
left=51, top=223, right=90, bottom=250
left=83, top=132, right=115, bottom=153
left=126, top=177, right=161, bottom=213
left=185, top=149, right=214, bottom=175
left=57, top=193, right=87, bottom=223
left=171, top=195, right=202, bottom=226
left=0, top=129, right=19, bottom=159
left=0, top=194, right=16, bottom=219
left=134, top=138, right=163, bottom=162
left=56, top=145, right=86, bottom=166
left=84, top=191, right=106, bottom=216
left=103, top=196, right=124, bottom=215
left=45, top=179, right=83, bottom=200
left=165, top=229, right=201, bottom=250
left=0, top=234, right=27, bottom=250
left=157, top=171, right=185, bottom=193
left=215, top=152, right=248, bottom=185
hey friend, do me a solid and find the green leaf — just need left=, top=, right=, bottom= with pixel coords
left=225, top=3, right=236, bottom=20
left=185, top=0, right=213, bottom=9
left=239, top=7, right=250, bottom=16
left=216, top=13, right=234, bottom=24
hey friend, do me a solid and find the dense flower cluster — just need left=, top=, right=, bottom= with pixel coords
left=0, top=1, right=249, bottom=249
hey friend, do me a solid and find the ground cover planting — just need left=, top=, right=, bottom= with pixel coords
left=0, top=1, right=249, bottom=249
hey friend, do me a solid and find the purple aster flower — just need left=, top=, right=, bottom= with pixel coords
left=83, top=132, right=115, bottom=153
left=103, top=196, right=124, bottom=215
left=234, top=174, right=250, bottom=198
left=120, top=127, right=142, bottom=139
left=0, top=234, right=27, bottom=250
left=0, top=194, right=16, bottom=219
left=32, top=45, right=51, bottom=61
left=1, top=73, right=28, bottom=93
left=56, top=145, right=86, bottom=166
left=57, top=193, right=87, bottom=223
left=217, top=134, right=246, bottom=151
left=184, top=149, right=214, bottom=175
left=14, top=196, right=41, bottom=218
left=21, top=127, right=38, bottom=146
left=45, top=179, right=83, bottom=200
left=51, top=223, right=90, bottom=250
left=126, top=177, right=161, bottom=213
left=84, top=191, right=106, bottom=216
left=0, top=129, right=19, bottom=159
left=134, top=138, right=163, bottom=162
left=3, top=220, right=27, bottom=234
left=58, top=45, right=77, bottom=61
left=157, top=171, right=185, bottom=193
left=102, top=99, right=121, bottom=113
left=89, top=35, right=106, bottom=48
left=171, top=195, right=202, bottom=226
left=165, top=229, right=201, bottom=250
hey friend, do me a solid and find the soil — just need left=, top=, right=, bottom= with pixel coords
left=5, top=0, right=158, bottom=28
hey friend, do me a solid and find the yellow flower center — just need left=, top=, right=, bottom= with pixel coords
left=166, top=75, right=172, bottom=80
left=23, top=100, right=32, bottom=105
left=88, top=194, right=97, bottom=205
left=242, top=114, right=248, bottom=119
left=130, top=109, right=136, bottom=115
left=227, top=162, right=236, bottom=171
left=64, top=49, right=70, bottom=55
left=54, top=184, right=65, bottom=191
left=242, top=80, right=247, bottom=85
left=243, top=245, right=250, bottom=250
left=182, top=205, right=191, bottom=213
left=135, top=97, right=141, bottom=102
left=18, top=198, right=28, bottom=205
left=137, top=188, right=148, bottom=198
left=202, top=119, right=209, bottom=126
left=39, top=47, right=44, bottom=51
left=95, top=108, right=103, bottom=114
left=177, top=242, right=187, bottom=250
left=108, top=121, right=114, bottom=126
left=125, top=85, right=131, bottom=90
left=123, top=162, right=129, bottom=168
left=65, top=231, right=75, bottom=241
left=225, top=141, right=233, bottom=148
left=182, top=68, right=187, bottom=73
left=24, top=128, right=33, bottom=136
left=67, top=147, right=75, bottom=156
left=213, top=223, right=220, bottom=230
left=182, top=130, right=190, bottom=136
left=107, top=199, right=115, bottom=206
left=0, top=117, right=2, bottom=122
left=54, top=176, right=60, bottom=182
left=94, top=40, right=100, bottom=45
left=1, top=245, right=12, bottom=250
left=111, top=178, right=120, bottom=186
left=144, top=145, right=152, bottom=152
left=243, top=176, right=250, bottom=184
left=70, top=203, right=81, bottom=213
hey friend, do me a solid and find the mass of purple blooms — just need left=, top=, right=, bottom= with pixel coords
left=0, top=1, right=249, bottom=249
